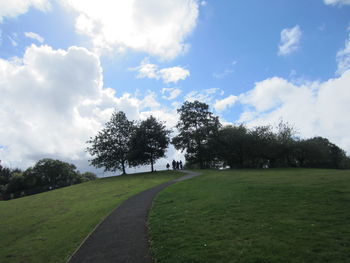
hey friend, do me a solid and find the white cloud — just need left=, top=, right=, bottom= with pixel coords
left=238, top=70, right=350, bottom=154
left=239, top=77, right=297, bottom=112
left=159, top=67, right=190, bottom=83
left=24, top=32, right=45, bottom=43
left=214, top=95, right=238, bottom=112
left=161, top=88, right=182, bottom=100
left=0, top=44, right=181, bottom=172
left=140, top=91, right=161, bottom=109
left=336, top=35, right=350, bottom=75
left=185, top=88, right=224, bottom=104
left=132, top=58, right=190, bottom=83
left=324, top=0, right=350, bottom=5
left=0, top=0, right=51, bottom=23
left=133, top=59, right=158, bottom=79
left=212, top=69, right=234, bottom=79
left=278, top=25, right=302, bottom=56
left=8, top=35, right=18, bottom=47
left=60, top=0, right=199, bottom=59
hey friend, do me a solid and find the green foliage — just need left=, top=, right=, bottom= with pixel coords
left=206, top=120, right=348, bottom=169
left=128, top=116, right=170, bottom=172
left=149, top=169, right=350, bottom=263
left=28, top=158, right=79, bottom=188
left=0, top=159, right=96, bottom=200
left=87, top=110, right=135, bottom=174
left=295, top=137, right=347, bottom=168
left=0, top=170, right=182, bottom=263
left=170, top=101, right=348, bottom=169
left=0, top=164, right=11, bottom=185
left=214, top=124, right=252, bottom=168
left=80, top=171, right=97, bottom=182
left=172, top=100, right=221, bottom=168
left=6, top=172, right=26, bottom=194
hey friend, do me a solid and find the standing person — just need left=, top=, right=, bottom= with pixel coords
left=166, top=163, right=170, bottom=170
left=179, top=160, right=183, bottom=170
left=176, top=161, right=180, bottom=170
left=172, top=159, right=176, bottom=170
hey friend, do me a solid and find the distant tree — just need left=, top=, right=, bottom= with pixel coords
left=295, top=137, right=347, bottom=169
left=81, top=172, right=97, bottom=182
left=0, top=165, right=11, bottom=186
left=172, top=101, right=221, bottom=169
left=249, top=125, right=277, bottom=167
left=274, top=120, right=298, bottom=167
left=26, top=158, right=79, bottom=188
left=128, top=116, right=170, bottom=172
left=87, top=111, right=135, bottom=174
left=214, top=125, right=253, bottom=168
left=6, top=172, right=26, bottom=194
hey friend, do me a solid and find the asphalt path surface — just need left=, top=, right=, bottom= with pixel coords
left=67, top=170, right=201, bottom=263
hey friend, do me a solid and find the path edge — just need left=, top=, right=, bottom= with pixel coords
left=146, top=170, right=202, bottom=262
left=65, top=170, right=200, bottom=263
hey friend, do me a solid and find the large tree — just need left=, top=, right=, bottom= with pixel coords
left=214, top=125, right=252, bottom=168
left=172, top=100, right=221, bottom=168
left=24, top=158, right=79, bottom=188
left=87, top=110, right=134, bottom=174
left=128, top=116, right=170, bottom=172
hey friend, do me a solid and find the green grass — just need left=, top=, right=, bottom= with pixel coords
left=149, top=169, right=350, bottom=263
left=0, top=170, right=182, bottom=263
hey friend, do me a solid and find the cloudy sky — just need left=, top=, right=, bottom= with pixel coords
left=0, top=0, right=350, bottom=175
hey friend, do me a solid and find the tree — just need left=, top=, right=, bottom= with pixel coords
left=249, top=125, right=277, bottom=167
left=27, top=158, right=79, bottom=188
left=295, top=137, right=347, bottom=168
left=172, top=101, right=221, bottom=168
left=274, top=120, right=298, bottom=167
left=87, top=111, right=134, bottom=174
left=128, top=116, right=170, bottom=172
left=80, top=172, right=97, bottom=182
left=214, top=125, right=253, bottom=168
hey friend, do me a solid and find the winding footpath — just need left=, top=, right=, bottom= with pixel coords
left=67, top=170, right=201, bottom=263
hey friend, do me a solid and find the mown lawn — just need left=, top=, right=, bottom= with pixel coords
left=0, top=170, right=181, bottom=263
left=149, top=169, right=350, bottom=263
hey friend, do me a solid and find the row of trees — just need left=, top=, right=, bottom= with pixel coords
left=88, top=100, right=350, bottom=173
left=172, top=101, right=350, bottom=169
left=87, top=112, right=170, bottom=174
left=0, top=158, right=96, bottom=200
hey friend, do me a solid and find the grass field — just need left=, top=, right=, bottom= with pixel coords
left=149, top=169, right=350, bottom=263
left=0, top=170, right=181, bottom=263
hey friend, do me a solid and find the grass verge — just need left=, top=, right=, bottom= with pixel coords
left=0, top=170, right=181, bottom=263
left=149, top=169, right=350, bottom=263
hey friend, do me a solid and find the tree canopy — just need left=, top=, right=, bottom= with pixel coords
left=172, top=100, right=221, bottom=168
left=0, top=158, right=96, bottom=200
left=87, top=111, right=134, bottom=174
left=129, top=116, right=170, bottom=172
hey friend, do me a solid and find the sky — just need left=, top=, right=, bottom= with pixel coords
left=0, top=0, right=350, bottom=175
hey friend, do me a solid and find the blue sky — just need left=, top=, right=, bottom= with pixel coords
left=0, top=0, right=350, bottom=173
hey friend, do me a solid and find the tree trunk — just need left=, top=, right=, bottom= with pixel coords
left=150, top=154, right=154, bottom=172
left=122, top=161, right=126, bottom=174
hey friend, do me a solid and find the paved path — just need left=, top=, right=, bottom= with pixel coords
left=67, top=170, right=201, bottom=263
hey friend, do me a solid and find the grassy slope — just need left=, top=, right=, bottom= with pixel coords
left=149, top=169, right=350, bottom=263
left=0, top=170, right=181, bottom=263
